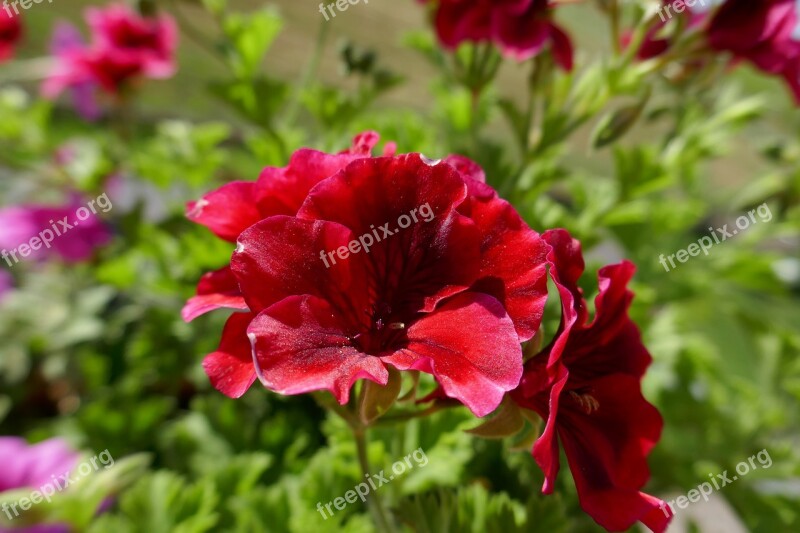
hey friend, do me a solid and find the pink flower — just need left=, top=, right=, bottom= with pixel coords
left=86, top=3, right=177, bottom=79
left=0, top=196, right=112, bottom=265
left=0, top=438, right=79, bottom=494
left=43, top=4, right=177, bottom=101
left=0, top=437, right=78, bottom=533
left=46, top=23, right=101, bottom=121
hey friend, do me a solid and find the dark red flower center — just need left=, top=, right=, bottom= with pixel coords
left=114, top=22, right=160, bottom=51
left=568, top=388, right=600, bottom=415
left=349, top=301, right=410, bottom=355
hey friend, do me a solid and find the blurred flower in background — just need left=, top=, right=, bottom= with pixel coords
left=0, top=7, right=22, bottom=63
left=706, top=0, right=800, bottom=102
left=0, top=195, right=112, bottom=265
left=46, top=22, right=101, bottom=121
left=0, top=437, right=79, bottom=494
left=419, top=0, right=573, bottom=68
left=626, top=0, right=800, bottom=103
left=0, top=437, right=78, bottom=533
left=42, top=3, right=177, bottom=108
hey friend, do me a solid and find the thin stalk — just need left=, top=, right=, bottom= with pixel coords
left=284, top=19, right=330, bottom=128
left=169, top=0, right=227, bottom=66
left=375, top=403, right=449, bottom=425
left=609, top=0, right=622, bottom=55
left=353, top=427, right=397, bottom=533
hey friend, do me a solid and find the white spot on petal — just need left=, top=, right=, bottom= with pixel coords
left=187, top=198, right=209, bottom=218
left=420, top=155, right=442, bottom=166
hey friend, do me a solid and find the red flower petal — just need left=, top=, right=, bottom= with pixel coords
left=558, top=375, right=667, bottom=532
left=187, top=181, right=262, bottom=243
left=381, top=292, right=523, bottom=417
left=564, top=262, right=652, bottom=380
left=548, top=23, right=574, bottom=71
left=443, top=154, right=496, bottom=200
left=298, top=154, right=481, bottom=314
left=493, top=7, right=550, bottom=61
left=231, top=216, right=368, bottom=318
left=434, top=0, right=494, bottom=49
left=202, top=312, right=257, bottom=398
left=247, top=295, right=389, bottom=404
left=182, top=266, right=247, bottom=322
left=468, top=195, right=549, bottom=341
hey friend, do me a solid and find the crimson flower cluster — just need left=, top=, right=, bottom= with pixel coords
left=43, top=3, right=177, bottom=101
left=630, top=0, right=800, bottom=104
left=0, top=7, right=22, bottom=63
left=184, top=133, right=671, bottom=532
left=418, top=0, right=573, bottom=69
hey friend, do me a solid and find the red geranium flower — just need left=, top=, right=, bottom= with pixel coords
left=0, top=7, right=22, bottom=63
left=624, top=0, right=800, bottom=104
left=214, top=152, right=548, bottom=417
left=420, top=0, right=573, bottom=68
left=511, top=229, right=671, bottom=533
left=706, top=0, right=800, bottom=103
left=185, top=133, right=395, bottom=398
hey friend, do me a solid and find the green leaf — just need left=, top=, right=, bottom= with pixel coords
left=222, top=8, right=283, bottom=79
left=466, top=398, right=525, bottom=439
left=359, top=368, right=402, bottom=424
left=591, top=86, right=652, bottom=148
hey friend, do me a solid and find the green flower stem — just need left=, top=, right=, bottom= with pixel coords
left=315, top=390, right=397, bottom=532
left=609, top=0, right=622, bottom=55
left=353, top=426, right=397, bottom=533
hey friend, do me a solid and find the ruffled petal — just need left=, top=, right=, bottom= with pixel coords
left=186, top=181, right=262, bottom=242
left=558, top=375, right=667, bottom=532
left=231, top=216, right=368, bottom=319
left=182, top=266, right=247, bottom=322
left=247, top=295, right=389, bottom=403
left=202, top=312, right=258, bottom=398
left=468, top=195, right=549, bottom=341
left=381, top=292, right=523, bottom=417
left=298, top=154, right=481, bottom=314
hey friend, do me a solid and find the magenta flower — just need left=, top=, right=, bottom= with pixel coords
left=0, top=438, right=79, bottom=494
left=43, top=4, right=177, bottom=102
left=0, top=437, right=78, bottom=533
left=0, top=196, right=112, bottom=266
left=45, top=23, right=101, bottom=121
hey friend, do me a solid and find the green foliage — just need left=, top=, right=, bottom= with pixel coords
left=1, top=1, right=798, bottom=532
